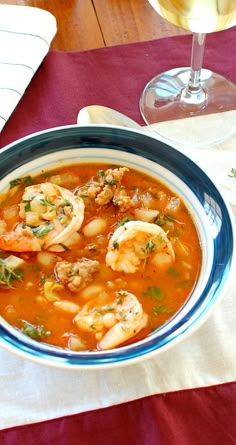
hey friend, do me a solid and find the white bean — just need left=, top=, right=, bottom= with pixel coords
left=80, top=284, right=104, bottom=300
left=4, top=305, right=17, bottom=320
left=4, top=255, right=25, bottom=269
left=103, top=313, right=116, bottom=329
left=68, top=335, right=87, bottom=351
left=49, top=173, right=80, bottom=188
left=37, top=252, right=61, bottom=267
left=35, top=296, right=49, bottom=308
left=134, top=208, right=159, bottom=222
left=26, top=281, right=34, bottom=288
left=63, top=231, right=82, bottom=247
left=82, top=218, right=106, bottom=237
left=54, top=300, right=80, bottom=314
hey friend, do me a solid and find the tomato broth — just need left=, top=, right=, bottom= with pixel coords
left=0, top=163, right=201, bottom=351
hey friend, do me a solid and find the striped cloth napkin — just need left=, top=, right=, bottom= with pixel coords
left=0, top=5, right=57, bottom=132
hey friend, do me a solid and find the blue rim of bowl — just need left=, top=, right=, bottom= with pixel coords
left=0, top=125, right=235, bottom=369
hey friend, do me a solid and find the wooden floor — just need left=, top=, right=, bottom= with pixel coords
left=0, top=0, right=188, bottom=51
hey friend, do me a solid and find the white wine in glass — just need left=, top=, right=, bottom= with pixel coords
left=140, top=0, right=236, bottom=148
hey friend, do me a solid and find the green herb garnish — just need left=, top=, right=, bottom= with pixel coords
left=113, top=240, right=119, bottom=249
left=117, top=215, right=133, bottom=226
left=153, top=305, right=174, bottom=315
left=40, top=198, right=57, bottom=210
left=104, top=179, right=117, bottom=186
left=31, top=223, right=54, bottom=238
left=145, top=238, right=157, bottom=253
left=143, top=286, right=163, bottom=300
left=155, top=213, right=184, bottom=228
left=175, top=280, right=194, bottom=288
left=9, top=176, right=33, bottom=189
left=23, top=201, right=31, bottom=212
left=167, top=267, right=180, bottom=277
left=19, top=320, right=51, bottom=341
left=40, top=274, right=46, bottom=284
left=228, top=168, right=236, bottom=179
left=0, top=259, right=23, bottom=289
left=97, top=170, right=105, bottom=177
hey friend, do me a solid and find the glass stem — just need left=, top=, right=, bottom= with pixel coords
left=180, top=32, right=208, bottom=112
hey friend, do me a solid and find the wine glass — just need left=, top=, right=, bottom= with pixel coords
left=140, top=0, right=236, bottom=148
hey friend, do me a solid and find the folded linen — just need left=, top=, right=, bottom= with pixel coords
left=150, top=111, right=236, bottom=211
left=0, top=5, right=57, bottom=132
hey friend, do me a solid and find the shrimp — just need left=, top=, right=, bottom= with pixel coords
left=106, top=220, right=175, bottom=273
left=74, top=290, right=148, bottom=350
left=98, top=291, right=148, bottom=350
left=0, top=182, right=84, bottom=252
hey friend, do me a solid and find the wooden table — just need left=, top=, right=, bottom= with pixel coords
left=0, top=0, right=188, bottom=51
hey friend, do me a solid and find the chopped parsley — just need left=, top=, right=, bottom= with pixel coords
left=104, top=179, right=117, bottom=186
left=112, top=197, right=119, bottom=206
left=143, top=286, right=163, bottom=300
left=40, top=197, right=57, bottom=210
left=228, top=168, right=236, bottom=179
left=175, top=280, right=194, bottom=288
left=145, top=238, right=157, bottom=253
left=89, top=324, right=96, bottom=331
left=9, top=176, right=33, bottom=189
left=117, top=215, right=133, bottom=226
left=0, top=259, right=23, bottom=289
left=168, top=267, right=180, bottom=277
left=40, top=274, right=46, bottom=284
left=154, top=213, right=174, bottom=227
left=155, top=213, right=184, bottom=229
left=59, top=197, right=72, bottom=208
left=19, top=320, right=51, bottom=341
left=153, top=305, right=174, bottom=315
left=113, top=240, right=119, bottom=249
left=118, top=311, right=127, bottom=322
left=104, top=307, right=115, bottom=312
left=23, top=200, right=31, bottom=212
left=31, top=223, right=54, bottom=238
left=96, top=169, right=117, bottom=186
left=97, top=169, right=105, bottom=177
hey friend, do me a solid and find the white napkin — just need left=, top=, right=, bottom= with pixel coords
left=0, top=5, right=57, bottom=132
left=0, top=117, right=236, bottom=430
left=150, top=111, right=236, bottom=212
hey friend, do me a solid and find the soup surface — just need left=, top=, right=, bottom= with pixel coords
left=0, top=163, right=201, bottom=351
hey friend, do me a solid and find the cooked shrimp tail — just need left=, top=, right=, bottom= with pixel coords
left=98, top=291, right=148, bottom=350
left=0, top=224, right=42, bottom=252
left=0, top=182, right=85, bottom=252
left=106, top=220, right=175, bottom=273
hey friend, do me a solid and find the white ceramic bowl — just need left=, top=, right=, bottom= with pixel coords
left=0, top=125, right=234, bottom=369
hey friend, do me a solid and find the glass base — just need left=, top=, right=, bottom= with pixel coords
left=140, top=68, right=236, bottom=149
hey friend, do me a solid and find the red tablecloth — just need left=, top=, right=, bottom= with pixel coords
left=1, top=27, right=236, bottom=148
left=0, top=28, right=236, bottom=445
left=1, top=383, right=236, bottom=445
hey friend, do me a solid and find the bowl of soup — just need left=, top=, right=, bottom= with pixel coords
left=0, top=125, right=234, bottom=369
